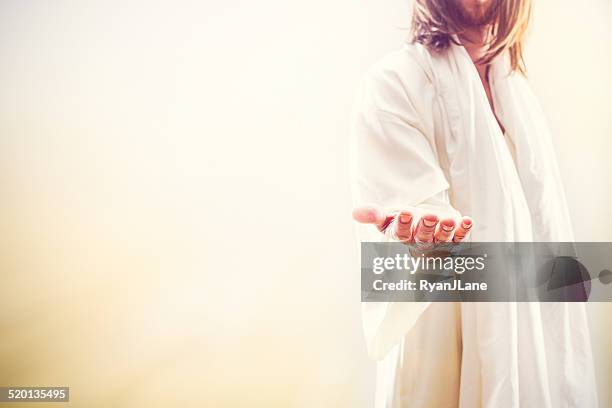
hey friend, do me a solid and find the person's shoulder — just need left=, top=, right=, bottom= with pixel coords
left=362, top=42, right=435, bottom=89
left=352, top=43, right=438, bottom=121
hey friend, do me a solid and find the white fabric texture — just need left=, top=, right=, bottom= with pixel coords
left=350, top=41, right=598, bottom=407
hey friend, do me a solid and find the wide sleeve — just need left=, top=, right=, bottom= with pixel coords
left=350, top=52, right=462, bottom=360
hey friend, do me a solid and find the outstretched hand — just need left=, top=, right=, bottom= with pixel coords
left=352, top=205, right=473, bottom=243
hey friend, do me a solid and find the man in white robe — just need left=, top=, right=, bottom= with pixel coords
left=350, top=0, right=599, bottom=406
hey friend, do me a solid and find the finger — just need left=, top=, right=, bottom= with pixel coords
left=352, top=205, right=394, bottom=232
left=453, top=216, right=473, bottom=242
left=395, top=211, right=414, bottom=241
left=434, top=218, right=456, bottom=243
left=413, top=214, right=439, bottom=243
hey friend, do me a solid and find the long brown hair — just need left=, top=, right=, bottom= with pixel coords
left=411, top=0, right=532, bottom=74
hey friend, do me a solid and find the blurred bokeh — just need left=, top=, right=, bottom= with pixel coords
left=0, top=0, right=610, bottom=406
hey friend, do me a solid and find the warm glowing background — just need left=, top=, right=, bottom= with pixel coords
left=1, top=0, right=610, bottom=406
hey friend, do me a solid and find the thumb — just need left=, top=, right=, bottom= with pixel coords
left=352, top=205, right=392, bottom=231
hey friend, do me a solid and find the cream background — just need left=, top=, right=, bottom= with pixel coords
left=0, top=0, right=610, bottom=406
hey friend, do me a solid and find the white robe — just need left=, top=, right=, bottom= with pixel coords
left=350, top=41, right=598, bottom=407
